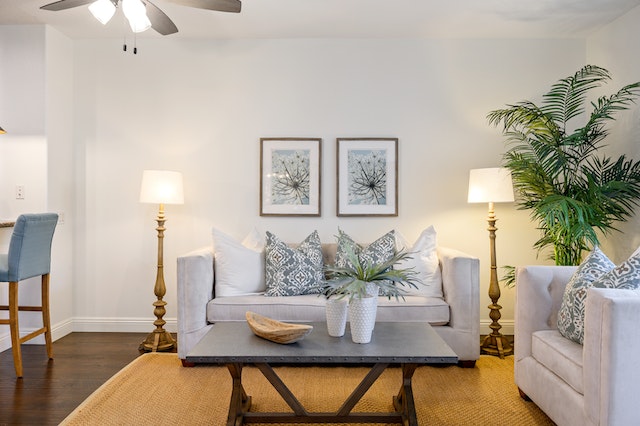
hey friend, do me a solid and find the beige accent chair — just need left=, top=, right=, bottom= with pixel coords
left=515, top=265, right=640, bottom=426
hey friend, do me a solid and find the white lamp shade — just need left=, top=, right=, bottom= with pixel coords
left=468, top=167, right=514, bottom=203
left=89, top=0, right=116, bottom=25
left=140, top=170, right=184, bottom=205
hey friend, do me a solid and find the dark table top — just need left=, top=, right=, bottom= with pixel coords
left=186, top=322, right=458, bottom=365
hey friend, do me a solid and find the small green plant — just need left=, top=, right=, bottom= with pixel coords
left=322, top=244, right=420, bottom=301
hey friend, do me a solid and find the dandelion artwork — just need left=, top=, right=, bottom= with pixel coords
left=337, top=138, right=398, bottom=217
left=260, top=138, right=321, bottom=216
left=270, top=149, right=310, bottom=205
left=347, top=149, right=387, bottom=205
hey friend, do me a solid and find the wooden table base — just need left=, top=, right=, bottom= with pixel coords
left=225, top=362, right=419, bottom=425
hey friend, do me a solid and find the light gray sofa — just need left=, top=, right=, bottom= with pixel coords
left=515, top=265, right=640, bottom=426
left=177, top=244, right=480, bottom=366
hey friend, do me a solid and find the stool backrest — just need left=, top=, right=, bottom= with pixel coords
left=6, top=213, right=58, bottom=282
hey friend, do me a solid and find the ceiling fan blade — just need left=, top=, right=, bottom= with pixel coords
left=40, top=0, right=96, bottom=11
left=168, top=0, right=241, bottom=13
left=144, top=0, right=179, bottom=35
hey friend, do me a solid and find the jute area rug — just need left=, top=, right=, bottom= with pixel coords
left=61, top=353, right=555, bottom=426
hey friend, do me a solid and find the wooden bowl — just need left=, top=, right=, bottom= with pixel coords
left=245, top=311, right=313, bottom=344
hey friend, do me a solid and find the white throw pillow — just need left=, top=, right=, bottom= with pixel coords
left=211, top=228, right=265, bottom=297
left=395, top=226, right=443, bottom=298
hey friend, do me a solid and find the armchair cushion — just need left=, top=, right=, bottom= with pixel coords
left=557, top=247, right=614, bottom=344
left=532, top=330, right=584, bottom=394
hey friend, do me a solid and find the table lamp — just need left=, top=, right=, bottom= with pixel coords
left=139, top=169, right=184, bottom=352
left=468, top=167, right=514, bottom=358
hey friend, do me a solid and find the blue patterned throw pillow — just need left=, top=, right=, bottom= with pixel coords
left=591, top=252, right=640, bottom=291
left=335, top=229, right=395, bottom=269
left=335, top=229, right=396, bottom=295
left=264, top=231, right=324, bottom=297
left=557, top=247, right=615, bottom=344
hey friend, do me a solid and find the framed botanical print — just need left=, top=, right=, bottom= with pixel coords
left=260, top=138, right=321, bottom=216
left=336, top=138, right=398, bottom=217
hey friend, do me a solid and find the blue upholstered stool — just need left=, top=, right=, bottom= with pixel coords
left=0, top=213, right=58, bottom=377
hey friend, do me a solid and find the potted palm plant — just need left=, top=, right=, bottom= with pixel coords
left=322, top=245, right=420, bottom=343
left=488, top=65, right=640, bottom=268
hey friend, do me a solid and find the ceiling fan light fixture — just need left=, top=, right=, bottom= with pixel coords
left=122, top=0, right=152, bottom=33
left=89, top=0, right=116, bottom=25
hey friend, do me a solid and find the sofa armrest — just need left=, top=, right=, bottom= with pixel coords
left=177, top=246, right=214, bottom=354
left=438, top=246, right=480, bottom=332
left=584, top=288, right=640, bottom=426
left=514, top=265, right=576, bottom=361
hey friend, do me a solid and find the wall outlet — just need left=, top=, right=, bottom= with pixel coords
left=15, top=185, right=24, bottom=199
left=58, top=212, right=65, bottom=225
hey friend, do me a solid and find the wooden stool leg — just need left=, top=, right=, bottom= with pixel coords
left=9, top=281, right=23, bottom=378
left=42, top=273, right=53, bottom=359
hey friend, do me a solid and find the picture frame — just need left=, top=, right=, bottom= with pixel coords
left=260, top=138, right=322, bottom=216
left=336, top=138, right=398, bottom=217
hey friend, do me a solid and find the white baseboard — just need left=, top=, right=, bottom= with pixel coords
left=480, top=319, right=514, bottom=336
left=0, top=317, right=177, bottom=353
left=71, top=317, right=177, bottom=333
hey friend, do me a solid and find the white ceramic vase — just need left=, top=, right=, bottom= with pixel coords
left=364, top=282, right=379, bottom=299
left=325, top=298, right=348, bottom=337
left=364, top=282, right=378, bottom=329
left=348, top=295, right=378, bottom=344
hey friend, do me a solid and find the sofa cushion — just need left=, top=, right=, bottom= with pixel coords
left=264, top=231, right=324, bottom=297
left=207, top=294, right=450, bottom=324
left=531, top=329, right=584, bottom=395
left=208, top=295, right=328, bottom=322
left=212, top=228, right=266, bottom=297
left=557, top=246, right=614, bottom=344
left=395, top=226, right=443, bottom=298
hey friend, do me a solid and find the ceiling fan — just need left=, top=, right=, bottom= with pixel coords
left=40, top=0, right=242, bottom=36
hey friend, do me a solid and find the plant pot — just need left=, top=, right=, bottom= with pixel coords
left=325, top=298, right=348, bottom=337
left=364, top=282, right=378, bottom=329
left=348, top=295, right=377, bottom=344
left=364, top=282, right=379, bottom=298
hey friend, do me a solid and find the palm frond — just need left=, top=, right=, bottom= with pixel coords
left=488, top=65, right=640, bottom=265
left=541, top=65, right=611, bottom=128
left=323, top=248, right=421, bottom=302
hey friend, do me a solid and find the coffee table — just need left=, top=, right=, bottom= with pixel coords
left=186, top=321, right=458, bottom=425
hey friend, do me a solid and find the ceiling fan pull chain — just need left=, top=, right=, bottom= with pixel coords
left=134, top=32, right=138, bottom=54
left=122, top=11, right=127, bottom=52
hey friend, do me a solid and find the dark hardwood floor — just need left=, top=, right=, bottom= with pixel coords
left=0, top=332, right=166, bottom=425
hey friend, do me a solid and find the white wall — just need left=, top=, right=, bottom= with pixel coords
left=0, top=26, right=49, bottom=349
left=4, top=14, right=640, bottom=349
left=45, top=26, right=75, bottom=341
left=0, top=26, right=48, bottom=221
left=587, top=5, right=640, bottom=262
left=70, top=37, right=587, bottom=335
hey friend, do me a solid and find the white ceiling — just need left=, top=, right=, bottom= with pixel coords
left=0, top=0, right=639, bottom=40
